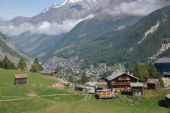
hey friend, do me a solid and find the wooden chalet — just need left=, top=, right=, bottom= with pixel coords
left=147, top=78, right=160, bottom=90
left=14, top=74, right=28, bottom=85
left=107, top=72, right=139, bottom=92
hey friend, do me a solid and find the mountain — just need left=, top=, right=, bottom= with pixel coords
left=10, top=33, right=65, bottom=58
left=1, top=0, right=170, bottom=66
left=46, top=5, right=170, bottom=67
left=9, top=16, right=29, bottom=26
left=0, top=32, right=27, bottom=62
left=1, top=0, right=144, bottom=58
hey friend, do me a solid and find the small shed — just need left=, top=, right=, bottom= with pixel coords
left=75, top=85, right=87, bottom=92
left=165, top=94, right=170, bottom=108
left=39, top=69, right=57, bottom=77
left=130, top=82, right=144, bottom=96
left=147, top=78, right=160, bottom=90
left=95, top=79, right=115, bottom=99
left=14, top=74, right=28, bottom=85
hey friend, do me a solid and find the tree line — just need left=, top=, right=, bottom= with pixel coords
left=0, top=56, right=43, bottom=72
left=133, top=63, right=164, bottom=87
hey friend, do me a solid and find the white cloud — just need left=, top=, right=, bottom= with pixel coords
left=0, top=0, right=170, bottom=36
left=0, top=14, right=94, bottom=36
left=112, top=0, right=170, bottom=16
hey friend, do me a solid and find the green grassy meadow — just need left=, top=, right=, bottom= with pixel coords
left=1, top=68, right=170, bottom=113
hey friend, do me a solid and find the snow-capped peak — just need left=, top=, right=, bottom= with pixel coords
left=67, top=0, right=83, bottom=3
left=41, top=0, right=84, bottom=13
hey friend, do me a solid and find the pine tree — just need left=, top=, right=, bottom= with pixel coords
left=133, top=63, right=148, bottom=82
left=30, top=58, right=43, bottom=72
left=18, top=57, right=27, bottom=71
left=147, top=64, right=160, bottom=79
left=0, top=60, right=3, bottom=68
left=2, top=56, right=16, bottom=70
left=81, top=73, right=89, bottom=84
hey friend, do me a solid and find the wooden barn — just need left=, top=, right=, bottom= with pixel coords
left=147, top=78, right=160, bottom=90
left=39, top=69, right=57, bottom=77
left=95, top=78, right=114, bottom=99
left=130, top=82, right=144, bottom=96
left=165, top=94, right=170, bottom=108
left=75, top=85, right=87, bottom=92
left=14, top=74, right=28, bottom=85
left=107, top=72, right=138, bottom=92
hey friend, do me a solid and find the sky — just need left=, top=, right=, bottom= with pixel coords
left=0, top=0, right=65, bottom=20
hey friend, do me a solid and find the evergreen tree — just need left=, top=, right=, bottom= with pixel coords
left=147, top=64, right=164, bottom=87
left=81, top=73, right=89, bottom=84
left=133, top=63, right=148, bottom=82
left=147, top=64, right=160, bottom=79
left=101, top=71, right=112, bottom=78
left=0, top=60, right=3, bottom=68
left=18, top=57, right=27, bottom=71
left=30, top=58, right=43, bottom=72
left=2, top=56, right=16, bottom=70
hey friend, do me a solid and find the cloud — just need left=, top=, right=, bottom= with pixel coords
left=111, top=0, right=170, bottom=16
left=1, top=0, right=170, bottom=36
left=0, top=14, right=94, bottom=36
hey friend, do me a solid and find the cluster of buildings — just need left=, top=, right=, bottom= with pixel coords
left=95, top=72, right=144, bottom=99
left=14, top=57, right=170, bottom=102
left=93, top=57, right=170, bottom=99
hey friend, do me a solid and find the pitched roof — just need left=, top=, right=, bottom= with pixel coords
left=155, top=57, right=170, bottom=63
left=39, top=69, right=56, bottom=74
left=15, top=74, right=28, bottom=79
left=107, top=72, right=138, bottom=81
left=147, top=78, right=159, bottom=84
left=166, top=94, right=170, bottom=99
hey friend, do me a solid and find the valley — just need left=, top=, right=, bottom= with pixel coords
left=1, top=0, right=170, bottom=113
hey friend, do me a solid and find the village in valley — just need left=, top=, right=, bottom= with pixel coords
left=2, top=56, right=170, bottom=109
left=2, top=0, right=170, bottom=113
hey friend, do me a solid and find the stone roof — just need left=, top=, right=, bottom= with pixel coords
left=130, top=82, right=144, bottom=87
left=147, top=78, right=159, bottom=84
left=155, top=57, right=170, bottom=64
left=15, top=74, right=28, bottom=79
left=39, top=69, right=56, bottom=74
left=85, top=82, right=97, bottom=87
left=107, top=72, right=138, bottom=81
left=166, top=94, right=170, bottom=99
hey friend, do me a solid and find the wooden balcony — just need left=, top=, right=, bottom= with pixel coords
left=112, top=81, right=130, bottom=85
left=118, top=77, right=130, bottom=81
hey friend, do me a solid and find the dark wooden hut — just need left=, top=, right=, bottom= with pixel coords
left=147, top=78, right=160, bottom=90
left=165, top=94, right=170, bottom=108
left=14, top=74, right=28, bottom=85
left=130, top=82, right=144, bottom=96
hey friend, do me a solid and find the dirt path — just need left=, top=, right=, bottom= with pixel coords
left=81, top=94, right=91, bottom=102
left=0, top=94, right=71, bottom=102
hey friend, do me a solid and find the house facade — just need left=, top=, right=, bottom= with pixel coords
left=107, top=72, right=138, bottom=92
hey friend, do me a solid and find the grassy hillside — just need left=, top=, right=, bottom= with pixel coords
left=0, top=68, right=71, bottom=99
left=1, top=68, right=170, bottom=113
